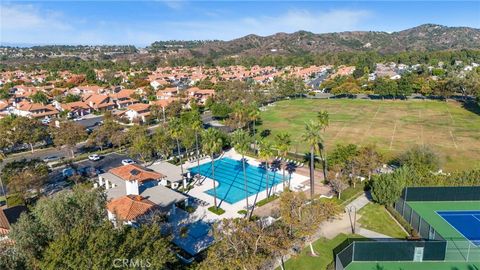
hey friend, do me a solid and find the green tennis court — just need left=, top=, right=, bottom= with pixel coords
left=408, top=201, right=480, bottom=261
left=346, top=261, right=480, bottom=270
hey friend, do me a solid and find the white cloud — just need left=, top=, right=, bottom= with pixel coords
left=0, top=4, right=372, bottom=46
left=1, top=4, right=71, bottom=31
left=163, top=9, right=372, bottom=40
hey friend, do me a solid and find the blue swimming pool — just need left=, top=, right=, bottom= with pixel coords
left=189, top=157, right=284, bottom=204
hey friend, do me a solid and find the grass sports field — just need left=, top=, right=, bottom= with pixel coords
left=259, top=99, right=480, bottom=171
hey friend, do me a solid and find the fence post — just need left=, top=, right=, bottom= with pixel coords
left=466, top=242, right=471, bottom=262
left=352, top=242, right=355, bottom=262
left=418, top=218, right=422, bottom=236
left=402, top=188, right=408, bottom=216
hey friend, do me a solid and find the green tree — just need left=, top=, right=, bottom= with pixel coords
left=302, top=120, right=322, bottom=199
left=317, top=110, right=330, bottom=181
left=397, top=145, right=440, bottom=175
left=371, top=166, right=409, bottom=205
left=258, top=140, right=275, bottom=200
left=11, top=116, right=48, bottom=153
left=168, top=118, right=186, bottom=186
left=275, top=132, right=291, bottom=189
left=50, top=122, right=87, bottom=158
left=126, top=126, right=153, bottom=163
left=201, top=128, right=223, bottom=210
left=231, top=129, right=252, bottom=215
left=30, top=91, right=49, bottom=104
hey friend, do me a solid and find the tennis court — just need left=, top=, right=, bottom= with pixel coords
left=437, top=210, right=480, bottom=246
left=407, top=201, right=480, bottom=261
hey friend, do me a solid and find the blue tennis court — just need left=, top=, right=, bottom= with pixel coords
left=437, top=210, right=480, bottom=246
left=189, top=157, right=283, bottom=204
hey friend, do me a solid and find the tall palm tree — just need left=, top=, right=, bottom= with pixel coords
left=231, top=130, right=252, bottom=215
left=201, top=128, right=223, bottom=210
left=248, top=106, right=260, bottom=153
left=258, top=140, right=275, bottom=198
left=317, top=110, right=330, bottom=181
left=302, top=120, right=323, bottom=199
left=168, top=118, right=185, bottom=187
left=191, top=119, right=203, bottom=179
left=275, top=132, right=291, bottom=190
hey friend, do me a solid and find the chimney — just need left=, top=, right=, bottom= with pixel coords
left=125, top=180, right=139, bottom=195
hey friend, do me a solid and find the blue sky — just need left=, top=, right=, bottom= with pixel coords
left=1, top=1, right=479, bottom=46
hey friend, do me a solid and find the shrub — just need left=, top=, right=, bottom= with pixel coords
left=208, top=206, right=225, bottom=215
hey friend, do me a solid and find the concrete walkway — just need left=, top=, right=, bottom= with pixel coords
left=316, top=192, right=390, bottom=240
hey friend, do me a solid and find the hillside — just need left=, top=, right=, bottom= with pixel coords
left=174, top=24, right=480, bottom=57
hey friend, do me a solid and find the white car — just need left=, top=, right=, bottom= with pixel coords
left=43, top=156, right=60, bottom=163
left=121, top=159, right=135, bottom=166
left=88, top=154, right=101, bottom=161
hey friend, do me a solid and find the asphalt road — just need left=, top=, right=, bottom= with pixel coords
left=43, top=152, right=131, bottom=196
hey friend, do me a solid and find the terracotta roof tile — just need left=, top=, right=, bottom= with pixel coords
left=107, top=195, right=156, bottom=221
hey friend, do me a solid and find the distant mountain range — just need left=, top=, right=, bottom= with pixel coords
left=162, top=24, right=480, bottom=57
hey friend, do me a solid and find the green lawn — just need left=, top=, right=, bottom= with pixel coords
left=259, top=99, right=480, bottom=171
left=346, top=261, right=480, bottom=270
left=280, top=233, right=363, bottom=270
left=358, top=203, right=408, bottom=239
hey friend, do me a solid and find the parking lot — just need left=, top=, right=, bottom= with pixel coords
left=44, top=152, right=132, bottom=196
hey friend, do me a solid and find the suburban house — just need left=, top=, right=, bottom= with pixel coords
left=54, top=100, right=92, bottom=117
left=124, top=103, right=151, bottom=123
left=11, top=100, right=59, bottom=118
left=110, top=89, right=139, bottom=109
left=156, top=87, right=178, bottom=100
left=83, top=93, right=116, bottom=111
left=186, top=87, right=215, bottom=105
left=106, top=195, right=158, bottom=225
left=97, top=164, right=187, bottom=225
left=0, top=206, right=28, bottom=241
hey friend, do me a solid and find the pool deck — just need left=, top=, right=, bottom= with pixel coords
left=184, top=149, right=309, bottom=221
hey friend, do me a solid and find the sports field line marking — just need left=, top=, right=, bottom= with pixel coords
left=449, top=130, right=458, bottom=149
left=419, top=110, right=424, bottom=146
left=361, top=105, right=382, bottom=144
left=473, top=215, right=480, bottom=223
left=389, top=121, right=397, bottom=150
left=445, top=106, right=455, bottom=125
left=332, top=122, right=346, bottom=140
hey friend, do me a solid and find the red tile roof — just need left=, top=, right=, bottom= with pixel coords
left=107, top=195, right=156, bottom=221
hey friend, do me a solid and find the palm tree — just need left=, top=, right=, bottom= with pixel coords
left=248, top=106, right=260, bottom=153
left=317, top=110, right=330, bottom=182
left=275, top=132, right=291, bottom=190
left=258, top=140, right=275, bottom=198
left=302, top=120, right=323, bottom=199
left=201, top=128, right=223, bottom=210
left=191, top=119, right=203, bottom=180
left=168, top=118, right=185, bottom=187
left=231, top=130, right=252, bottom=215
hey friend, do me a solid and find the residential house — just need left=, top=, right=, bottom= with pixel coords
left=97, top=164, right=187, bottom=225
left=11, top=100, right=59, bottom=118
left=56, top=100, right=92, bottom=117
left=186, top=87, right=215, bottom=105
left=83, top=93, right=116, bottom=111
left=124, top=103, right=151, bottom=123
left=106, top=195, right=157, bottom=225
left=110, top=89, right=139, bottom=109
left=156, top=87, right=178, bottom=100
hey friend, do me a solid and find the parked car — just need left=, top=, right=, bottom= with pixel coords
left=43, top=156, right=60, bottom=163
left=121, top=159, right=135, bottom=166
left=41, top=117, right=51, bottom=125
left=88, top=154, right=101, bottom=161
left=62, top=167, right=76, bottom=178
